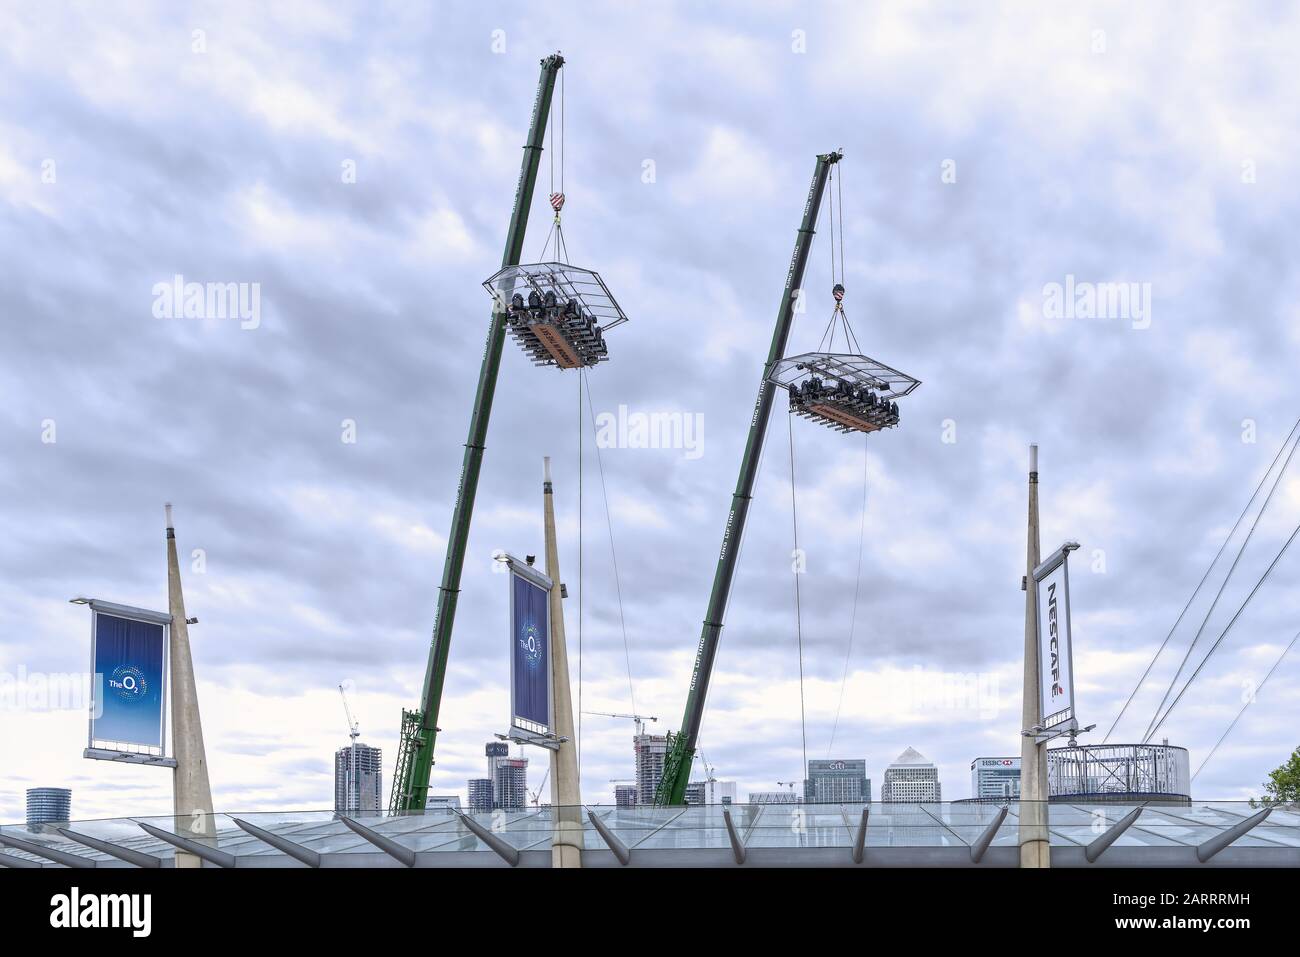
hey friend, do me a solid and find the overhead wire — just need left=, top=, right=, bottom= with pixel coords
left=1107, top=416, right=1300, bottom=738
left=1190, top=626, right=1300, bottom=783
left=1140, top=423, right=1300, bottom=742
left=1105, top=418, right=1300, bottom=741
left=1145, top=515, right=1300, bottom=743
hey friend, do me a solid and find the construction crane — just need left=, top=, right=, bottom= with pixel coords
left=338, top=683, right=361, bottom=814
left=529, top=767, right=551, bottom=807
left=389, top=54, right=566, bottom=814
left=581, top=710, right=659, bottom=737
left=339, top=684, right=360, bottom=744
left=697, top=749, right=717, bottom=783
left=654, top=151, right=842, bottom=806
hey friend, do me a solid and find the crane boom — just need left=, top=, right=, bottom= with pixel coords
left=391, top=53, right=565, bottom=813
left=338, top=684, right=359, bottom=743
left=581, top=710, right=658, bottom=737
left=655, top=150, right=842, bottom=806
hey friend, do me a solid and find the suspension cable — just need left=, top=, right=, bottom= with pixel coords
left=1140, top=424, right=1300, bottom=741
left=1191, top=625, right=1300, bottom=782
left=582, top=374, right=639, bottom=714
left=787, top=413, right=809, bottom=789
left=836, top=157, right=845, bottom=286
left=828, top=433, right=869, bottom=756
left=1105, top=418, right=1300, bottom=741
left=827, top=164, right=836, bottom=286
left=577, top=368, right=583, bottom=775
left=1145, top=515, right=1300, bottom=743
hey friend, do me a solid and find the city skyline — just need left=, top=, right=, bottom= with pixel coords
left=4, top=3, right=1300, bottom=824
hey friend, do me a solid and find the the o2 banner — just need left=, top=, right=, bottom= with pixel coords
left=89, top=612, right=168, bottom=754
left=509, top=567, right=552, bottom=736
left=1034, top=547, right=1076, bottom=730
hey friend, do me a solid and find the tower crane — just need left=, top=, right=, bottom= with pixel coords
left=338, top=683, right=361, bottom=814
left=581, top=711, right=659, bottom=737
left=529, top=767, right=551, bottom=807
left=338, top=684, right=360, bottom=745
left=653, top=151, right=842, bottom=805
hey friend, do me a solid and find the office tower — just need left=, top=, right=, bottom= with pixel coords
left=804, top=758, right=871, bottom=804
left=26, top=787, right=71, bottom=826
left=634, top=733, right=668, bottom=805
left=334, top=742, right=383, bottom=813
left=970, top=757, right=1021, bottom=800
left=485, top=742, right=529, bottom=810
left=881, top=747, right=941, bottom=802
left=467, top=778, right=494, bottom=813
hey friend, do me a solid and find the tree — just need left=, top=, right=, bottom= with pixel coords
left=1252, top=746, right=1300, bottom=808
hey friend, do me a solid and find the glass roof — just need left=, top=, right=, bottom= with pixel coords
left=2, top=801, right=1295, bottom=867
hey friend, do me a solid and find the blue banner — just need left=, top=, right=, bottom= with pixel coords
left=91, top=613, right=166, bottom=750
left=510, top=571, right=550, bottom=733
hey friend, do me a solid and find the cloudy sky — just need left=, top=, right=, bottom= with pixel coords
left=3, top=1, right=1299, bottom=824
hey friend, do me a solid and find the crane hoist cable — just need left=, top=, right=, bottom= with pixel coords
left=1104, top=416, right=1300, bottom=742
left=1190, top=625, right=1300, bottom=783
left=802, top=159, right=875, bottom=763
left=787, top=412, right=810, bottom=788
left=828, top=433, right=869, bottom=757
left=816, top=163, right=862, bottom=356
left=583, top=373, right=640, bottom=716
left=577, top=367, right=583, bottom=773
left=1140, top=421, right=1300, bottom=742
left=540, top=63, right=569, bottom=263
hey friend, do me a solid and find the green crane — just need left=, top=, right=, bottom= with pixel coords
left=655, top=150, right=842, bottom=806
left=390, top=53, right=565, bottom=813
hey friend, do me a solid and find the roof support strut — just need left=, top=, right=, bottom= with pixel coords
left=58, top=827, right=161, bottom=868
left=136, top=821, right=235, bottom=868
left=1196, top=806, right=1272, bottom=863
left=232, top=818, right=321, bottom=868
left=1085, top=806, right=1143, bottom=863
left=587, top=809, right=632, bottom=865
left=851, top=806, right=869, bottom=864
left=455, top=811, right=521, bottom=867
left=0, top=832, right=94, bottom=868
left=339, top=816, right=417, bottom=867
left=722, top=808, right=747, bottom=865
left=970, top=805, right=1009, bottom=863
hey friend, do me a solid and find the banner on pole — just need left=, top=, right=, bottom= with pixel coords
left=509, top=565, right=552, bottom=736
left=1033, top=545, right=1077, bottom=730
left=86, top=605, right=170, bottom=759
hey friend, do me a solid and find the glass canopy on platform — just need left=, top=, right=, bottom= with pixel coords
left=2, top=802, right=1296, bottom=868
